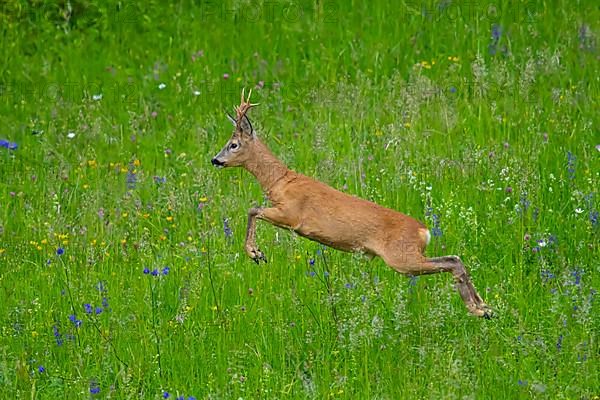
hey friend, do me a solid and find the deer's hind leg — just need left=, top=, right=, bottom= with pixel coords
left=378, top=247, right=491, bottom=318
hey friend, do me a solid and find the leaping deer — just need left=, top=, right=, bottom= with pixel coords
left=212, top=89, right=491, bottom=318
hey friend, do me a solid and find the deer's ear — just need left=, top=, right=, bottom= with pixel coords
left=239, top=115, right=254, bottom=138
left=226, top=112, right=237, bottom=127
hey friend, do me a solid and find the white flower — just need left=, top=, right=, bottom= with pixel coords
left=158, top=83, right=166, bottom=90
left=193, top=90, right=201, bottom=96
left=92, top=94, right=103, bottom=101
left=575, top=208, right=584, bottom=214
left=67, top=132, right=76, bottom=139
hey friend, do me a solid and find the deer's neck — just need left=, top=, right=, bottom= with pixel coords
left=243, top=139, right=289, bottom=192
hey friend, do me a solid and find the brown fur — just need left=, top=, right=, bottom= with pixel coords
left=212, top=92, right=491, bottom=317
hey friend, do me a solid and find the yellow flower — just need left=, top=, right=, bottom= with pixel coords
left=41, top=239, right=48, bottom=245
left=121, top=239, right=127, bottom=245
left=133, top=159, right=141, bottom=167
left=142, top=213, right=150, bottom=219
left=83, top=184, right=89, bottom=189
left=199, top=196, right=208, bottom=202
left=31, top=331, right=39, bottom=338
left=87, top=160, right=97, bottom=168
left=160, top=235, right=167, bottom=241
left=166, top=216, right=174, bottom=222
left=122, top=212, right=128, bottom=218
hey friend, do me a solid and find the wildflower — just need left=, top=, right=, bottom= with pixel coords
left=223, top=73, right=229, bottom=80
left=56, top=248, right=64, bottom=256
left=431, top=214, right=442, bottom=237
left=162, top=266, right=170, bottom=275
left=95, top=307, right=103, bottom=315
left=223, top=218, right=233, bottom=239
left=143, top=267, right=150, bottom=274
left=90, top=383, right=100, bottom=394
left=344, top=282, right=354, bottom=289
left=256, top=80, right=265, bottom=89
left=567, top=151, right=576, bottom=180
left=163, top=392, right=170, bottom=399
left=505, top=186, right=513, bottom=194
left=38, top=365, right=45, bottom=373
left=0, top=139, right=18, bottom=150
left=151, top=111, right=158, bottom=118
left=158, top=83, right=166, bottom=90
left=151, top=269, right=159, bottom=276
left=154, top=176, right=167, bottom=184
left=449, top=86, right=457, bottom=94
left=575, top=208, right=584, bottom=214
left=66, top=132, right=76, bottom=139
left=68, top=314, right=82, bottom=328
left=309, top=258, right=315, bottom=266
left=556, top=334, right=563, bottom=351
left=84, top=303, right=93, bottom=314
left=126, top=168, right=137, bottom=190
left=524, top=233, right=531, bottom=241
left=92, top=94, right=102, bottom=101
left=102, top=297, right=109, bottom=308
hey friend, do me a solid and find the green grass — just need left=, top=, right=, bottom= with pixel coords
left=1, top=0, right=599, bottom=398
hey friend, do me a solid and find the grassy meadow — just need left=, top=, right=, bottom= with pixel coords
left=1, top=0, right=599, bottom=398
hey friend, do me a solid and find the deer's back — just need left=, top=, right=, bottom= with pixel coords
left=269, top=172, right=428, bottom=254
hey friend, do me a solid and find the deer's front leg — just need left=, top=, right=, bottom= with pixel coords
left=245, top=206, right=297, bottom=264
left=245, top=207, right=267, bottom=263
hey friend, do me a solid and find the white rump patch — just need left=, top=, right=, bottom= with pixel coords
left=424, top=229, right=431, bottom=246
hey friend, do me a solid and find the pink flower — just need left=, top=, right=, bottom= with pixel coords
left=223, top=73, right=230, bottom=80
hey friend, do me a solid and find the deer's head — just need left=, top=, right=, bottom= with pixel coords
left=211, top=89, right=259, bottom=168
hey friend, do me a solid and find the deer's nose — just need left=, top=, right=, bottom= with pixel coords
left=211, top=158, right=225, bottom=167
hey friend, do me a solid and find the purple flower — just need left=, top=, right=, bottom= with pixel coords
left=223, top=73, right=230, bottom=80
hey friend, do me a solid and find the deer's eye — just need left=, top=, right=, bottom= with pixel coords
left=230, top=143, right=239, bottom=150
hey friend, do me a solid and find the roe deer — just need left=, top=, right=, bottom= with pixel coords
left=212, top=89, right=491, bottom=318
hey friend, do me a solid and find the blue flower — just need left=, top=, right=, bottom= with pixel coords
left=162, top=266, right=170, bottom=275
left=163, top=392, right=170, bottom=398
left=143, top=267, right=150, bottom=274
left=0, top=139, right=18, bottom=150
left=90, top=386, right=100, bottom=394
left=68, top=314, right=82, bottom=327
left=309, top=258, right=315, bottom=266
left=84, top=303, right=93, bottom=314
left=95, top=307, right=103, bottom=315
left=102, top=297, right=109, bottom=308
left=151, top=268, right=159, bottom=276
left=38, top=365, right=45, bottom=373
left=223, top=218, right=233, bottom=239
left=56, top=248, right=65, bottom=256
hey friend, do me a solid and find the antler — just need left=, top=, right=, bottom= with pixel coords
left=234, top=88, right=259, bottom=125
